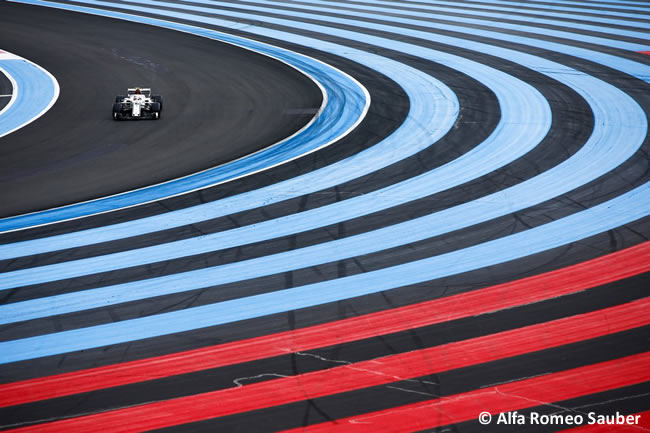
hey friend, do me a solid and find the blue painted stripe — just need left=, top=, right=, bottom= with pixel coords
left=0, top=0, right=473, bottom=255
left=252, top=0, right=650, bottom=50
left=0, top=3, right=369, bottom=232
left=1, top=181, right=648, bottom=364
left=0, top=57, right=58, bottom=138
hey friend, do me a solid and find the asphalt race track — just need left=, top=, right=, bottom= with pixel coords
left=0, top=0, right=649, bottom=432
left=0, top=1, right=322, bottom=216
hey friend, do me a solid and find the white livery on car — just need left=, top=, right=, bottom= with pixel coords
left=112, top=88, right=163, bottom=120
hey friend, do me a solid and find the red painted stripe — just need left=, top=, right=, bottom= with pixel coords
left=1, top=242, right=648, bottom=408
left=4, top=297, right=650, bottom=432
left=561, top=411, right=650, bottom=432
left=279, top=353, right=650, bottom=433
left=638, top=51, right=650, bottom=55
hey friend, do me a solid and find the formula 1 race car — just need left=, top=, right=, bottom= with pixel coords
left=112, top=88, right=163, bottom=120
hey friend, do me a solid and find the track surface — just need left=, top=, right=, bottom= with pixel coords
left=1, top=0, right=649, bottom=432
left=0, top=1, right=321, bottom=216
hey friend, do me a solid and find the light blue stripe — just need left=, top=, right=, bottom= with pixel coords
left=0, top=59, right=56, bottom=137
left=1, top=182, right=648, bottom=364
left=0, top=2, right=369, bottom=232
left=252, top=0, right=650, bottom=50
left=397, top=0, right=650, bottom=27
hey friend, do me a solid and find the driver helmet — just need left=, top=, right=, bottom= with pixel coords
left=135, top=88, right=142, bottom=94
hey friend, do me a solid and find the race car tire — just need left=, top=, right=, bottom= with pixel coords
left=150, top=101, right=161, bottom=114
left=152, top=95, right=163, bottom=110
left=115, top=95, right=126, bottom=103
left=112, top=102, right=123, bottom=120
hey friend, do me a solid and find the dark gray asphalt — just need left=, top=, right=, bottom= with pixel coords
left=0, top=1, right=321, bottom=217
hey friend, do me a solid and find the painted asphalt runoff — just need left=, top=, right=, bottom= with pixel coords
left=3, top=49, right=643, bottom=291
left=444, top=0, right=650, bottom=17
left=0, top=71, right=641, bottom=317
left=152, top=0, right=650, bottom=84
left=397, top=0, right=650, bottom=27
left=540, top=0, right=650, bottom=8
left=361, top=0, right=650, bottom=40
left=0, top=51, right=58, bottom=138
left=253, top=0, right=650, bottom=46
left=0, top=1, right=349, bottom=222
left=1, top=180, right=648, bottom=364
left=495, top=0, right=650, bottom=11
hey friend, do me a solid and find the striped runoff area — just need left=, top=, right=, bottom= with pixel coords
left=0, top=49, right=59, bottom=138
left=1, top=0, right=649, bottom=431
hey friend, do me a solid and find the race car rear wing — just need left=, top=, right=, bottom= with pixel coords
left=127, top=88, right=152, bottom=97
